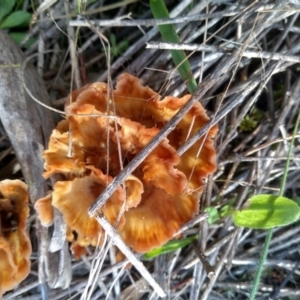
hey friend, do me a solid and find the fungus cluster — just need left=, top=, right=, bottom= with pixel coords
left=35, top=73, right=217, bottom=253
left=0, top=180, right=31, bottom=295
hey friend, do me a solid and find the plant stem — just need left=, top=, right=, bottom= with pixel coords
left=249, top=228, right=273, bottom=300
left=249, top=111, right=300, bottom=299
left=278, top=112, right=300, bottom=197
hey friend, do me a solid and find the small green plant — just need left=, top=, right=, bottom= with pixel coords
left=233, top=110, right=300, bottom=300
left=109, top=33, right=129, bottom=61
left=239, top=107, right=264, bottom=132
left=205, top=206, right=220, bottom=224
left=239, top=115, right=258, bottom=132
left=0, top=0, right=33, bottom=47
left=205, top=202, right=234, bottom=224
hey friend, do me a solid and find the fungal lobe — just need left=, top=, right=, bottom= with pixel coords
left=0, top=180, right=31, bottom=295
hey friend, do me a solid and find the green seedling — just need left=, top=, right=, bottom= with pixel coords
left=109, top=33, right=129, bottom=61
left=239, top=107, right=264, bottom=132
left=236, top=110, right=300, bottom=300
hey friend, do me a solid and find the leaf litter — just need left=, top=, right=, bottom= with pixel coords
left=1, top=0, right=300, bottom=299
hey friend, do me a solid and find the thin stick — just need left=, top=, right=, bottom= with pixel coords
left=200, top=229, right=239, bottom=300
left=244, top=134, right=300, bottom=156
left=69, top=10, right=246, bottom=27
left=219, top=156, right=300, bottom=166
left=173, top=213, right=208, bottom=237
left=146, top=41, right=300, bottom=63
left=95, top=213, right=166, bottom=298
left=64, top=1, right=82, bottom=89
left=192, top=242, right=215, bottom=280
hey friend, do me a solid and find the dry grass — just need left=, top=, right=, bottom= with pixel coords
left=1, top=0, right=300, bottom=299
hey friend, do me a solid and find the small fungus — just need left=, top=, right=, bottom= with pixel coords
left=35, top=73, right=217, bottom=253
left=70, top=241, right=87, bottom=260
left=0, top=180, right=31, bottom=296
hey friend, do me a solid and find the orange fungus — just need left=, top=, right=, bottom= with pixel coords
left=0, top=180, right=31, bottom=295
left=35, top=73, right=217, bottom=253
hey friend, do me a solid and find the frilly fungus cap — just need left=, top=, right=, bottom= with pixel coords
left=0, top=180, right=31, bottom=295
left=35, top=73, right=217, bottom=253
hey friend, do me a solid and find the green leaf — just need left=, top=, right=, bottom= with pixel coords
left=150, top=0, right=197, bottom=94
left=142, top=235, right=198, bottom=260
left=204, top=206, right=220, bottom=224
left=9, top=32, right=36, bottom=49
left=295, top=196, right=300, bottom=206
left=0, top=0, right=15, bottom=22
left=118, top=40, right=129, bottom=52
left=233, top=194, right=300, bottom=229
left=0, top=10, right=31, bottom=29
